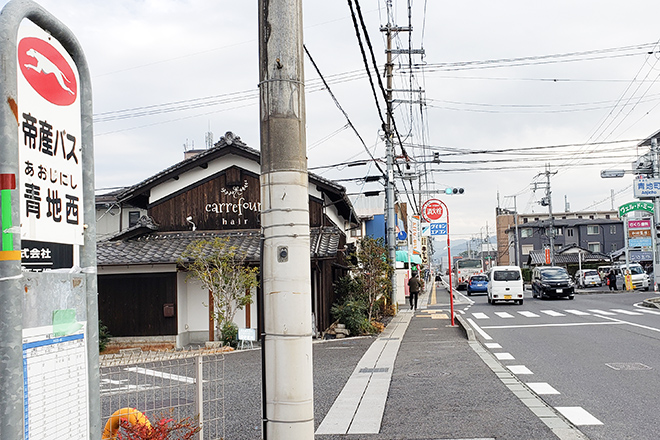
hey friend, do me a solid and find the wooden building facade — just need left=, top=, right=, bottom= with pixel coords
left=97, top=132, right=359, bottom=347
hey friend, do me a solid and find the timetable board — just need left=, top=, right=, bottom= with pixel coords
left=22, top=325, right=89, bottom=440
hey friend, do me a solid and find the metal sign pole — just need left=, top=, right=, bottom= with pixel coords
left=0, top=2, right=98, bottom=439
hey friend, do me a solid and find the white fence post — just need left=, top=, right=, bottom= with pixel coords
left=195, top=354, right=204, bottom=439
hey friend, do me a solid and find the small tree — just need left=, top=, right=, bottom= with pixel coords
left=355, top=236, right=393, bottom=323
left=178, top=237, right=259, bottom=342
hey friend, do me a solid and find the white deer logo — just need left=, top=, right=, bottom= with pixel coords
left=24, top=48, right=74, bottom=95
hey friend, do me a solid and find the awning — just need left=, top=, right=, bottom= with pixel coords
left=395, top=250, right=422, bottom=265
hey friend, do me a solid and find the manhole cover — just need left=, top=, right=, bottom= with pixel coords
left=606, top=363, right=652, bottom=371
left=407, top=371, right=451, bottom=378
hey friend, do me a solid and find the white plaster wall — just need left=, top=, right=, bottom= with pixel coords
left=150, top=155, right=259, bottom=204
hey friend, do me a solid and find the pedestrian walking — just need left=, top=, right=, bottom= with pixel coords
left=408, top=271, right=421, bottom=310
left=607, top=269, right=618, bottom=291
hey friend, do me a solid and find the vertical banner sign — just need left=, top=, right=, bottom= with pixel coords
left=17, top=22, right=83, bottom=246
left=411, top=215, right=421, bottom=255
left=628, top=219, right=652, bottom=248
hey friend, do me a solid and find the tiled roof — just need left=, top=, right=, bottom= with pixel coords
left=97, top=227, right=341, bottom=266
left=527, top=249, right=610, bottom=266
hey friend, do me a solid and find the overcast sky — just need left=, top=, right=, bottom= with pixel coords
left=7, top=0, right=660, bottom=243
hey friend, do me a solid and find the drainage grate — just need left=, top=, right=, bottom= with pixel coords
left=408, top=371, right=451, bottom=378
left=359, top=367, right=389, bottom=374
left=379, top=337, right=400, bottom=341
left=606, top=362, right=652, bottom=371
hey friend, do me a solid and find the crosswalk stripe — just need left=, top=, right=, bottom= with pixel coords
left=518, top=311, right=539, bottom=318
left=472, top=312, right=489, bottom=319
left=638, top=308, right=660, bottom=315
left=494, top=312, right=514, bottom=318
left=588, top=309, right=615, bottom=316
left=610, top=309, right=643, bottom=316
left=565, top=309, right=590, bottom=316
left=540, top=310, right=565, bottom=317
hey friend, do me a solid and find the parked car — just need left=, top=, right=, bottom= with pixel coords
left=574, top=269, right=602, bottom=288
left=531, top=266, right=575, bottom=300
left=467, top=274, right=488, bottom=296
left=611, top=263, right=650, bottom=291
left=487, top=266, right=524, bottom=305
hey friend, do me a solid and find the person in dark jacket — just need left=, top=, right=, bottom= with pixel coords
left=408, top=271, right=421, bottom=310
left=607, top=270, right=618, bottom=291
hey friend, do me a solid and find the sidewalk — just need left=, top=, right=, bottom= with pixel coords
left=316, top=281, right=588, bottom=440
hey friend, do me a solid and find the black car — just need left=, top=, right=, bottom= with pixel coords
left=531, top=266, right=575, bottom=300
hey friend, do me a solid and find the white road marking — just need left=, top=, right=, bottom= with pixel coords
left=565, top=309, right=590, bottom=316
left=495, top=352, right=515, bottom=360
left=540, top=310, right=565, bottom=317
left=484, top=342, right=501, bottom=349
left=472, top=312, right=490, bottom=320
left=526, top=382, right=560, bottom=395
left=466, top=318, right=492, bottom=340
left=494, top=312, right=514, bottom=318
left=518, top=311, right=540, bottom=318
left=482, top=321, right=623, bottom=330
left=610, top=309, right=643, bottom=316
left=596, top=314, right=660, bottom=334
left=555, top=407, right=603, bottom=426
left=637, top=308, right=660, bottom=315
left=508, top=365, right=533, bottom=375
left=588, top=309, right=615, bottom=315
left=125, top=366, right=196, bottom=384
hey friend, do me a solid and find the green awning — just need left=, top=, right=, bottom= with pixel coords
left=395, top=250, right=422, bottom=265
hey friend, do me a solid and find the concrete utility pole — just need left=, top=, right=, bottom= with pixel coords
left=383, top=22, right=398, bottom=309
left=533, top=165, right=557, bottom=265
left=258, top=1, right=314, bottom=439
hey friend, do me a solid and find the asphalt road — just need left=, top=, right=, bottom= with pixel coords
left=460, top=286, right=660, bottom=440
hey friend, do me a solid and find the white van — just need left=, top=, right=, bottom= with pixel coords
left=611, top=263, right=650, bottom=291
left=487, top=266, right=524, bottom=305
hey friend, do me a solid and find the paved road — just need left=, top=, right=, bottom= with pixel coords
left=462, top=287, right=660, bottom=440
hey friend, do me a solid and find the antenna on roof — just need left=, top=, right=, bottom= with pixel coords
left=205, top=121, right=213, bottom=149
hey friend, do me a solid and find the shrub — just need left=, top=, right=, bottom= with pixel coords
left=220, top=321, right=238, bottom=348
left=331, top=297, right=372, bottom=335
left=99, top=320, right=111, bottom=353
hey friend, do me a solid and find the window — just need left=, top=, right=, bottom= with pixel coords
left=128, top=211, right=141, bottom=228
left=566, top=228, right=574, bottom=237
left=521, top=244, right=534, bottom=255
left=553, top=227, right=562, bottom=235
left=588, top=242, right=601, bottom=253
left=587, top=225, right=599, bottom=235
left=609, top=225, right=616, bottom=234
left=523, top=218, right=528, bottom=223
left=521, top=228, right=533, bottom=238
left=605, top=214, right=610, bottom=219
left=611, top=243, right=618, bottom=252
left=493, top=270, right=521, bottom=281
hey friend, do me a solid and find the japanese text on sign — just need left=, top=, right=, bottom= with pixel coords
left=18, top=24, right=83, bottom=245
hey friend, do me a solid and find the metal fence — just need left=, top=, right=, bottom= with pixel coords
left=100, top=348, right=230, bottom=440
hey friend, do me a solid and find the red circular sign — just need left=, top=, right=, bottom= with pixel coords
left=18, top=37, right=77, bottom=106
left=422, top=199, right=443, bottom=222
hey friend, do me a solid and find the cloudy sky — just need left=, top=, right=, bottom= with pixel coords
left=7, top=0, right=660, bottom=244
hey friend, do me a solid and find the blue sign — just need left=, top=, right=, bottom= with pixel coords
left=628, top=237, right=652, bottom=248
left=430, top=222, right=448, bottom=236
left=397, top=230, right=407, bottom=241
left=630, top=251, right=653, bottom=262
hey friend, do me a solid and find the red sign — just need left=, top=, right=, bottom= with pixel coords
left=628, top=219, right=651, bottom=229
left=422, top=199, right=443, bottom=222
left=545, top=248, right=551, bottom=265
left=18, top=37, right=77, bottom=106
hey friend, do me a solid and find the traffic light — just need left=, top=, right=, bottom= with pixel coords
left=444, top=187, right=464, bottom=195
left=433, top=152, right=440, bottom=163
